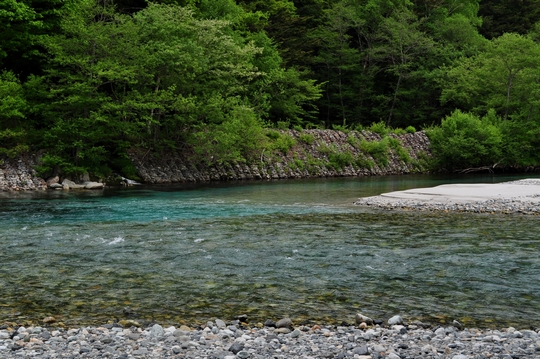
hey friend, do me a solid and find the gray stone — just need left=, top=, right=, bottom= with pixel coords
left=353, top=345, right=369, bottom=355
left=452, top=355, right=468, bottom=359
left=388, top=315, right=404, bottom=325
left=150, top=324, right=164, bottom=338
left=229, top=342, right=244, bottom=354
left=355, top=313, right=374, bottom=325
left=46, top=176, right=59, bottom=186
left=264, top=319, right=276, bottom=327
left=62, top=178, right=76, bottom=187
left=215, top=319, right=227, bottom=329
left=435, top=327, right=446, bottom=337
left=84, top=181, right=104, bottom=189
left=133, top=347, right=149, bottom=355
left=275, top=318, right=292, bottom=328
left=289, top=329, right=301, bottom=338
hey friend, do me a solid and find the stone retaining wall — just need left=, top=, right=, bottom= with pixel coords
left=0, top=154, right=47, bottom=191
left=0, top=130, right=432, bottom=191
left=128, top=130, right=431, bottom=184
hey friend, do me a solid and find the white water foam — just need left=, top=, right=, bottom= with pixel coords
left=108, top=236, right=125, bottom=245
left=194, top=238, right=205, bottom=243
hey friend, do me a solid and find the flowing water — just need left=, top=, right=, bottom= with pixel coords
left=0, top=174, right=539, bottom=328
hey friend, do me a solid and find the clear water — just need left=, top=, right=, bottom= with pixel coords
left=1, top=174, right=539, bottom=328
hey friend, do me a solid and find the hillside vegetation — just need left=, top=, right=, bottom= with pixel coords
left=1, top=0, right=540, bottom=178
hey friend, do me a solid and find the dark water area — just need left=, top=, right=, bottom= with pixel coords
left=0, top=174, right=539, bottom=329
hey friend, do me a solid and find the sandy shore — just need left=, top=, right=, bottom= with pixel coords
left=354, top=179, right=540, bottom=214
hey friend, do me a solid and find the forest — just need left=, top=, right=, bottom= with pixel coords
left=1, top=0, right=540, bottom=177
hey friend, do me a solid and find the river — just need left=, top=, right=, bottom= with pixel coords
left=0, top=174, right=539, bottom=328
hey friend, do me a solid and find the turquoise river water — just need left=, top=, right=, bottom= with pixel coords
left=0, top=174, right=539, bottom=328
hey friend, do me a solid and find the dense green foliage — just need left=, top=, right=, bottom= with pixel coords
left=1, top=0, right=540, bottom=176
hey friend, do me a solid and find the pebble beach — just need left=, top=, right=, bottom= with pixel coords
left=354, top=179, right=540, bottom=215
left=1, top=315, right=540, bottom=359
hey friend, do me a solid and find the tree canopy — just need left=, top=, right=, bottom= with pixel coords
left=1, top=0, right=540, bottom=176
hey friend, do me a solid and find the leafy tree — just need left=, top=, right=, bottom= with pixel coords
left=0, top=71, right=28, bottom=156
left=441, top=33, right=540, bottom=120
left=27, top=0, right=320, bottom=174
left=0, top=0, right=71, bottom=78
left=479, top=0, right=540, bottom=39
left=373, top=4, right=434, bottom=126
left=426, top=109, right=502, bottom=170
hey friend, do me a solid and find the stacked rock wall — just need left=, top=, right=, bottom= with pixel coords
left=0, top=154, right=47, bottom=191
left=128, top=130, right=431, bottom=184
left=0, top=130, right=432, bottom=190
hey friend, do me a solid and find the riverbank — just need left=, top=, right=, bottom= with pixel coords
left=355, top=179, right=540, bottom=215
left=128, top=130, right=430, bottom=184
left=0, top=154, right=47, bottom=191
left=1, top=130, right=430, bottom=191
left=1, top=316, right=538, bottom=359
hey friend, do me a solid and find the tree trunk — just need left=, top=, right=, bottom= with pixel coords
left=387, top=72, right=402, bottom=126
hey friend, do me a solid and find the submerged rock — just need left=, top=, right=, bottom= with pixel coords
left=355, top=312, right=374, bottom=325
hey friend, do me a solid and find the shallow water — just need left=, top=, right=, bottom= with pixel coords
left=0, top=175, right=539, bottom=328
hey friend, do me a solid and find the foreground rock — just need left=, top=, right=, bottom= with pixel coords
left=0, top=318, right=539, bottom=359
left=355, top=179, right=540, bottom=215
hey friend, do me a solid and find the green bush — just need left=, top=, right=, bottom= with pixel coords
left=332, top=124, right=349, bottom=133
left=305, top=154, right=325, bottom=174
left=387, top=137, right=411, bottom=163
left=192, top=106, right=268, bottom=164
left=266, top=131, right=296, bottom=154
left=328, top=151, right=354, bottom=170
left=265, top=130, right=281, bottom=140
left=368, top=121, right=390, bottom=136
left=354, top=155, right=374, bottom=169
left=426, top=110, right=502, bottom=171
left=346, top=134, right=362, bottom=149
left=276, top=121, right=290, bottom=130
left=317, top=143, right=335, bottom=154
left=298, top=133, right=315, bottom=145
left=405, top=126, right=416, bottom=133
left=359, top=138, right=390, bottom=166
left=289, top=158, right=306, bottom=171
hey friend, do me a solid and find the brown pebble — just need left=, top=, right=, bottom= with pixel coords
left=311, top=324, right=321, bottom=331
left=359, top=322, right=368, bottom=329
left=43, top=316, right=56, bottom=324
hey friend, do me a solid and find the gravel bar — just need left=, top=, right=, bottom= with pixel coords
left=354, top=179, right=540, bottom=215
left=1, top=315, right=540, bottom=359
